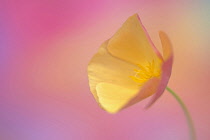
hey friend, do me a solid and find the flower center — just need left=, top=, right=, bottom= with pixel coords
left=130, top=60, right=161, bottom=86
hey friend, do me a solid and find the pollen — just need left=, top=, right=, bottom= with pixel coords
left=130, top=60, right=161, bottom=86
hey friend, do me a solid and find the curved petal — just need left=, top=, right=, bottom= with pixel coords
left=145, top=31, right=173, bottom=108
left=96, top=82, right=139, bottom=113
left=87, top=40, right=140, bottom=103
left=96, top=78, right=160, bottom=114
left=123, top=77, right=160, bottom=110
left=107, top=14, right=162, bottom=66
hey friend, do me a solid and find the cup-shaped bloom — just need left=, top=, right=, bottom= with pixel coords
left=88, top=14, right=173, bottom=113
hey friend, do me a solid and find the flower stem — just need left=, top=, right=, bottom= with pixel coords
left=166, top=86, right=196, bottom=140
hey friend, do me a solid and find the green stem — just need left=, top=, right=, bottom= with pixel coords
left=166, top=87, right=196, bottom=140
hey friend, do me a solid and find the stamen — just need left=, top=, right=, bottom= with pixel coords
left=131, top=60, right=161, bottom=86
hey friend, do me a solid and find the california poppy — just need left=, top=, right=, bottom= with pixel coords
left=87, top=14, right=173, bottom=113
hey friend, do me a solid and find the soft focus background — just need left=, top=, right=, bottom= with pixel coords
left=1, top=0, right=210, bottom=140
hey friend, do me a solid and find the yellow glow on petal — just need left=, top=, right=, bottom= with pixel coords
left=88, top=40, right=140, bottom=102
left=107, top=14, right=161, bottom=66
left=96, top=82, right=139, bottom=113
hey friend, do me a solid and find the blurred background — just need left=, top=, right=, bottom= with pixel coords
left=1, top=0, right=210, bottom=139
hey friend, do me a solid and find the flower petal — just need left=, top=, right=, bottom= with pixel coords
left=159, top=31, right=173, bottom=61
left=96, top=78, right=160, bottom=114
left=124, top=77, right=160, bottom=109
left=88, top=40, right=140, bottom=103
left=145, top=31, right=173, bottom=108
left=96, top=82, right=139, bottom=113
left=107, top=14, right=162, bottom=66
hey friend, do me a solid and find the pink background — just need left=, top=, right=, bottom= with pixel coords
left=1, top=0, right=210, bottom=139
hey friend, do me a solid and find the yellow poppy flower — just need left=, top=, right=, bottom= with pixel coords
left=88, top=14, right=173, bottom=113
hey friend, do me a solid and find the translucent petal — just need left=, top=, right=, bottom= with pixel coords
left=146, top=31, right=173, bottom=108
left=87, top=40, right=140, bottom=102
left=159, top=31, right=173, bottom=61
left=107, top=14, right=161, bottom=66
left=124, top=77, right=160, bottom=109
left=96, top=78, right=160, bottom=113
left=96, top=83, right=139, bottom=113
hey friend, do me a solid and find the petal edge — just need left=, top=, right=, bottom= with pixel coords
left=145, top=31, right=173, bottom=108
